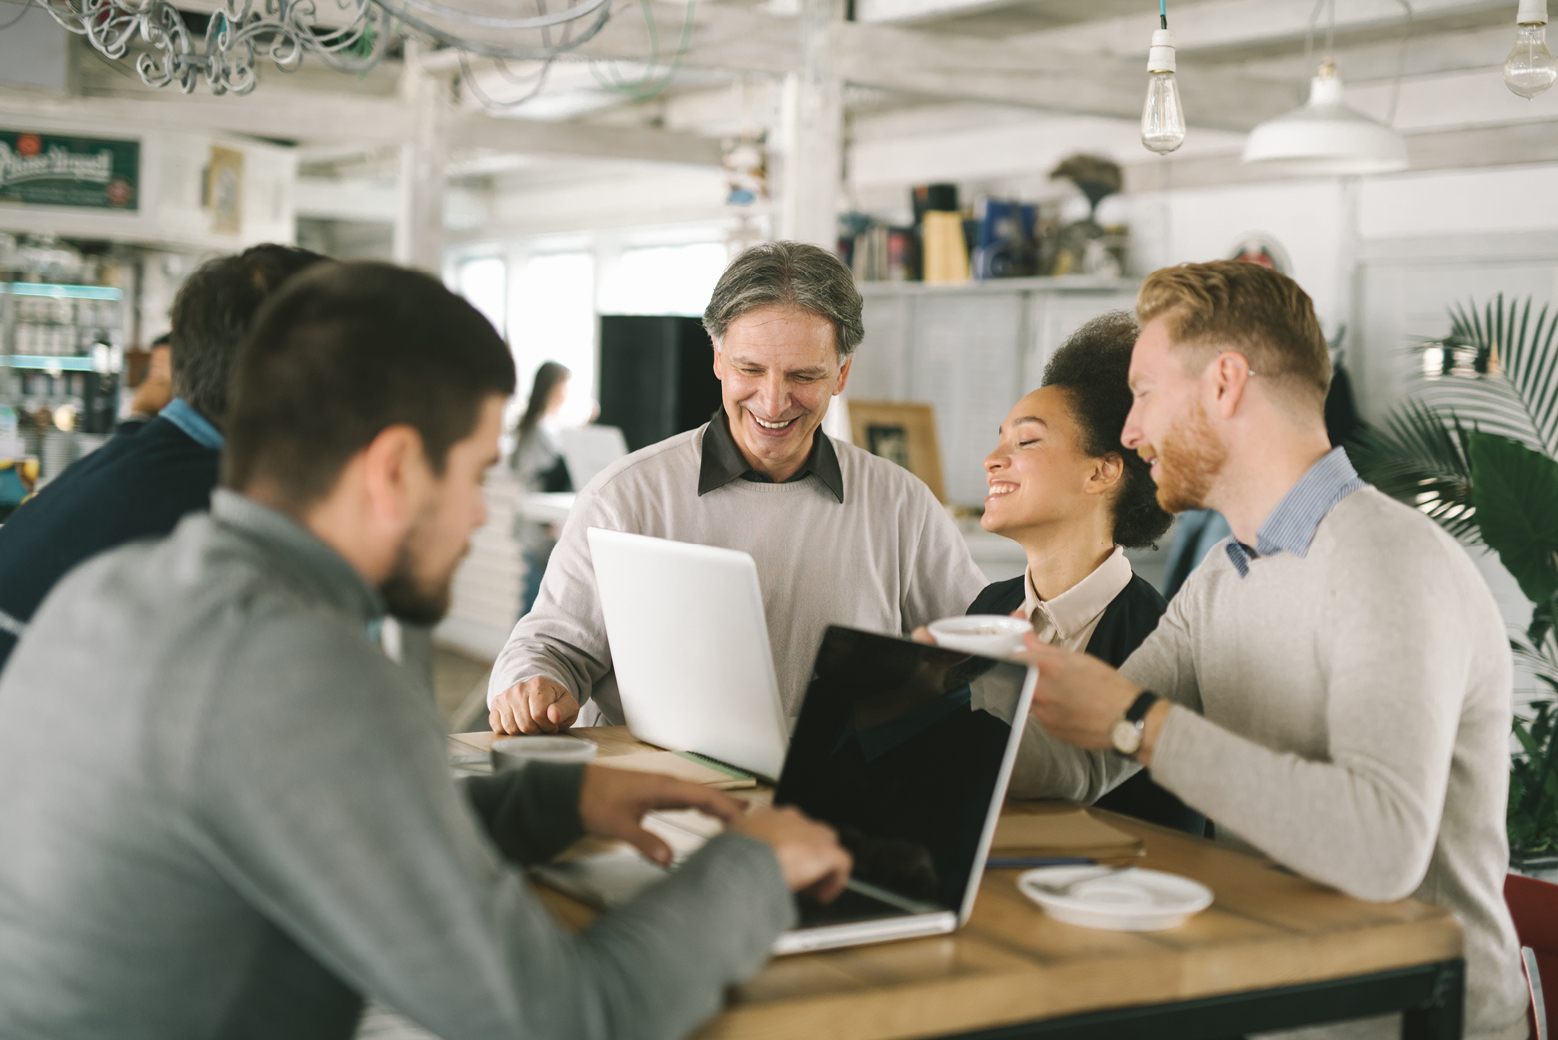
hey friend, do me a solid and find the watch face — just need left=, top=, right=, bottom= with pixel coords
left=1112, top=719, right=1143, bottom=756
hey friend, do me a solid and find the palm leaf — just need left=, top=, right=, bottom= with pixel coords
left=1348, top=398, right=1479, bottom=542
left=1419, top=294, right=1558, bottom=458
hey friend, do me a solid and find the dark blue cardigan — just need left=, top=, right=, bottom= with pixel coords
left=968, top=572, right=1206, bottom=836
left=0, top=416, right=219, bottom=673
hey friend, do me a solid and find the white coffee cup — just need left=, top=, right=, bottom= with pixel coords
left=926, top=614, right=1032, bottom=657
left=490, top=735, right=599, bottom=772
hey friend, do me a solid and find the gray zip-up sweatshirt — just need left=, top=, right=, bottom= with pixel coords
left=0, top=489, right=794, bottom=1040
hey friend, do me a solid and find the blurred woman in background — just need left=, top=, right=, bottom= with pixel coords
left=512, top=361, right=571, bottom=618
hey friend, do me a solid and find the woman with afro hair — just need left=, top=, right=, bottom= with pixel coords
left=962, top=311, right=1200, bottom=834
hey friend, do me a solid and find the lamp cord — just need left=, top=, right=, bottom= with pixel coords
left=1387, top=0, right=1413, bottom=126
left=1159, top=0, right=1166, bottom=30
left=1299, top=0, right=1412, bottom=126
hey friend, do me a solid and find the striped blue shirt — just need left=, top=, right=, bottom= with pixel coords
left=1224, top=447, right=1366, bottom=578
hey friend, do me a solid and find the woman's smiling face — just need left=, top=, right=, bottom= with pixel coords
left=981, top=386, right=1109, bottom=540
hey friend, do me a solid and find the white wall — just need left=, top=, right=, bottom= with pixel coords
left=1124, top=178, right=1351, bottom=335
left=0, top=0, right=66, bottom=92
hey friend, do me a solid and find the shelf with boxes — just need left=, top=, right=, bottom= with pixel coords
left=2, top=282, right=125, bottom=363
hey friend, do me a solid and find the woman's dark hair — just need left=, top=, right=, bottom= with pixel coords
left=517, top=361, right=571, bottom=436
left=224, top=262, right=516, bottom=509
left=1042, top=311, right=1173, bottom=549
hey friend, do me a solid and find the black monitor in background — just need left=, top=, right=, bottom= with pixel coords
left=597, top=315, right=724, bottom=453
left=775, top=625, right=1028, bottom=915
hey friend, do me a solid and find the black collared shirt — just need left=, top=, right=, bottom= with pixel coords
left=697, top=408, right=844, bottom=503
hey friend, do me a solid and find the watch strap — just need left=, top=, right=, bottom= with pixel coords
left=1125, top=690, right=1160, bottom=725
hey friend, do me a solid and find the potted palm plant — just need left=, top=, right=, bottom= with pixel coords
left=1349, top=295, right=1558, bottom=874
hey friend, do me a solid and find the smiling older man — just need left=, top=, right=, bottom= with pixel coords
left=489, top=241, right=986, bottom=734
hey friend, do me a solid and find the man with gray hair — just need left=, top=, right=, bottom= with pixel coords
left=489, top=241, right=986, bottom=734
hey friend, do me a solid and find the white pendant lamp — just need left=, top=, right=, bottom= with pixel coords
left=1242, top=61, right=1408, bottom=176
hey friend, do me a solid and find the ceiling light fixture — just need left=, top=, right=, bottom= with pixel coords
left=35, top=0, right=612, bottom=96
left=1504, top=0, right=1558, bottom=98
left=1140, top=0, right=1186, bottom=154
left=1241, top=0, right=1412, bottom=177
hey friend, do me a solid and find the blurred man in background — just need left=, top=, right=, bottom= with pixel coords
left=0, top=244, right=326, bottom=672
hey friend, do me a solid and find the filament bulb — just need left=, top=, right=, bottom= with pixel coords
left=1505, top=19, right=1558, bottom=99
left=1141, top=29, right=1186, bottom=154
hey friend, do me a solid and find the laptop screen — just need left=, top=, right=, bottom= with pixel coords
left=774, top=625, right=1031, bottom=920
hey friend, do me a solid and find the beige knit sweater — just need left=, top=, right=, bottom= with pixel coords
left=1015, top=487, right=1528, bottom=1040
left=488, top=424, right=988, bottom=725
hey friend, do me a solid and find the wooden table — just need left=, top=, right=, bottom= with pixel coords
left=457, top=728, right=1466, bottom=1040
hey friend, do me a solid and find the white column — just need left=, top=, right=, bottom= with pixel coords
left=774, top=0, right=844, bottom=247
left=393, top=42, right=449, bottom=273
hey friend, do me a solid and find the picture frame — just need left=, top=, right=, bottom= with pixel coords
left=206, top=145, right=245, bottom=235
left=846, top=399, right=947, bottom=503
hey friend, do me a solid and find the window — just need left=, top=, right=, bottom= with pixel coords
left=598, top=242, right=729, bottom=317
left=454, top=256, right=506, bottom=336
left=510, top=252, right=597, bottom=427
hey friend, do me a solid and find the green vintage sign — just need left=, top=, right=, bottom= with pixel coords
left=0, top=130, right=139, bottom=211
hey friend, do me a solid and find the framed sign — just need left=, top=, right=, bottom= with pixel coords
left=0, top=130, right=139, bottom=211
left=848, top=399, right=947, bottom=502
left=206, top=145, right=244, bottom=234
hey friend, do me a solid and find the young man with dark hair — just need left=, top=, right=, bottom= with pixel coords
left=0, top=243, right=327, bottom=672
left=1015, top=260, right=1527, bottom=1040
left=0, top=261, right=850, bottom=1040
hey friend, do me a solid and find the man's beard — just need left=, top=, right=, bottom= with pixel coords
left=380, top=510, right=461, bottom=625
left=1149, top=400, right=1227, bottom=513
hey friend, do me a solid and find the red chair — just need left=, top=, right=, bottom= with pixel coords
left=1506, top=873, right=1558, bottom=1040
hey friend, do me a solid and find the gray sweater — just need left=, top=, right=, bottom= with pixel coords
left=0, top=490, right=794, bottom=1040
left=1014, top=487, right=1528, bottom=1040
left=490, top=423, right=987, bottom=723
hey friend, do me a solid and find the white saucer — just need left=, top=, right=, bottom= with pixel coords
left=1017, top=866, right=1213, bottom=932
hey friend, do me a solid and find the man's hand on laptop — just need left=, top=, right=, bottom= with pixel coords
left=578, top=765, right=743, bottom=866
left=490, top=676, right=580, bottom=735
left=733, top=806, right=852, bottom=903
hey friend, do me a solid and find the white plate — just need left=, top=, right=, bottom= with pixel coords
left=1017, top=866, right=1213, bottom=932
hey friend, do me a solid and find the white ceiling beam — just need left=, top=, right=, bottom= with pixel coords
left=1000, top=0, right=1509, bottom=59
left=435, top=1, right=1304, bottom=129
left=0, top=85, right=723, bottom=165
left=1223, top=23, right=1512, bottom=83
left=1122, top=119, right=1558, bottom=192
left=446, top=110, right=724, bottom=165
left=834, top=21, right=1299, bottom=130
left=0, top=87, right=413, bottom=144
left=415, top=2, right=800, bottom=74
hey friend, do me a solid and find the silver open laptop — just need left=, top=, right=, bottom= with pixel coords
left=536, top=624, right=1037, bottom=955
left=587, top=527, right=790, bottom=780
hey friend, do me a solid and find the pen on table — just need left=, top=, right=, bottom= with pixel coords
left=985, top=856, right=1097, bottom=869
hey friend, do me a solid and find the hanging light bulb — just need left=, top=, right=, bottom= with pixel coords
left=1141, top=7, right=1185, bottom=155
left=1505, top=0, right=1558, bottom=99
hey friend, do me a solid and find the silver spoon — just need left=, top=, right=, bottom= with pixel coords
left=1025, top=865, right=1133, bottom=898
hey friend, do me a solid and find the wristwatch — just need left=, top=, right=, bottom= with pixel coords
left=1111, top=691, right=1161, bottom=757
